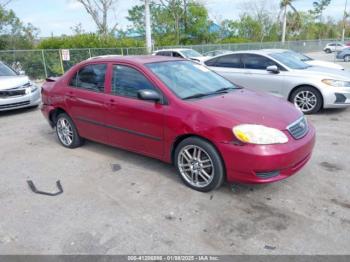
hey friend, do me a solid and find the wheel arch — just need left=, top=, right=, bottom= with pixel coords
left=170, top=134, right=227, bottom=176
left=287, top=84, right=324, bottom=108
left=49, top=107, right=69, bottom=126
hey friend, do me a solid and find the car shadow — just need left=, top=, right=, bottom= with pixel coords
left=0, top=106, right=39, bottom=117
left=318, top=107, right=349, bottom=115
left=38, top=127, right=282, bottom=195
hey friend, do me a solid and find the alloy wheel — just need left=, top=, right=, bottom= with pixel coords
left=177, top=145, right=215, bottom=188
left=56, top=117, right=74, bottom=146
left=294, top=90, right=317, bottom=113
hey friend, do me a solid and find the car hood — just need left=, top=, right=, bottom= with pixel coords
left=306, top=60, right=344, bottom=70
left=0, top=75, right=30, bottom=90
left=192, top=88, right=303, bottom=130
left=292, top=66, right=350, bottom=80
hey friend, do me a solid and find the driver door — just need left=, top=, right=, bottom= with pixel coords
left=104, top=64, right=165, bottom=159
left=239, top=54, right=288, bottom=97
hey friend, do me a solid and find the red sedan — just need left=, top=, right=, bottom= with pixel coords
left=41, top=55, right=315, bottom=192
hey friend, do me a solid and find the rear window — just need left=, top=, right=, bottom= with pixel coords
left=70, top=64, right=107, bottom=92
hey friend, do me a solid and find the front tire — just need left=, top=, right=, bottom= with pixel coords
left=55, top=113, right=84, bottom=148
left=325, top=49, right=332, bottom=53
left=344, top=55, right=350, bottom=62
left=174, top=137, right=225, bottom=192
left=290, top=86, right=323, bottom=114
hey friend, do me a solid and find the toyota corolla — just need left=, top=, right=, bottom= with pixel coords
left=41, top=56, right=315, bottom=192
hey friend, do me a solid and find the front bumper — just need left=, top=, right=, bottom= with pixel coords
left=217, top=125, right=316, bottom=184
left=320, top=85, right=350, bottom=108
left=0, top=87, right=41, bottom=111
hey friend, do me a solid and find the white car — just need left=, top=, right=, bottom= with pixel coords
left=323, top=43, right=347, bottom=53
left=153, top=48, right=209, bottom=63
left=204, top=49, right=350, bottom=114
left=278, top=49, right=344, bottom=70
left=0, top=61, right=40, bottom=111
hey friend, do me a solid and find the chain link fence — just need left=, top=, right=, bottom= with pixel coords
left=0, top=39, right=342, bottom=80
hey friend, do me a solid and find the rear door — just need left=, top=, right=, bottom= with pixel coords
left=104, top=64, right=165, bottom=158
left=65, top=63, right=109, bottom=143
left=205, top=54, right=249, bottom=86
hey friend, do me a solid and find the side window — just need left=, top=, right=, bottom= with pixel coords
left=172, top=52, right=182, bottom=58
left=156, top=51, right=171, bottom=56
left=111, top=65, right=157, bottom=98
left=70, top=64, right=106, bottom=92
left=213, top=54, right=243, bottom=68
left=242, top=54, right=276, bottom=70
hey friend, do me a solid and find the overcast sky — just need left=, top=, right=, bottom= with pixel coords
left=6, top=0, right=346, bottom=37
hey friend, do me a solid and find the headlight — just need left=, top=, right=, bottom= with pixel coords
left=24, top=82, right=38, bottom=93
left=322, top=79, right=350, bottom=87
left=233, top=124, right=289, bottom=145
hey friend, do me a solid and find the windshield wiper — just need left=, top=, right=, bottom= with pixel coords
left=213, top=87, right=237, bottom=93
left=183, top=93, right=210, bottom=100
left=183, top=87, right=238, bottom=100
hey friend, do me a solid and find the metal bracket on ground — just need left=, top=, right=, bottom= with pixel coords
left=27, top=180, right=64, bottom=196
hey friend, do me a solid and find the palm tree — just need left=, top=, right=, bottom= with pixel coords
left=279, top=0, right=299, bottom=43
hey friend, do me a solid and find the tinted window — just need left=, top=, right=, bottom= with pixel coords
left=242, top=54, right=276, bottom=70
left=205, top=54, right=243, bottom=68
left=0, top=62, right=17, bottom=76
left=172, top=52, right=183, bottom=58
left=70, top=64, right=106, bottom=92
left=156, top=51, right=171, bottom=56
left=112, top=65, right=157, bottom=98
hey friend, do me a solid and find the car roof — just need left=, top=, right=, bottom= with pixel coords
left=82, top=55, right=184, bottom=65
left=207, top=49, right=289, bottom=58
left=154, top=48, right=193, bottom=53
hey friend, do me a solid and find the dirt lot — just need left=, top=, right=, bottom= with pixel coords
left=0, top=52, right=349, bottom=255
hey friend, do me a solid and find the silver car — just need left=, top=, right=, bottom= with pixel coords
left=0, top=62, right=40, bottom=111
left=204, top=49, right=350, bottom=114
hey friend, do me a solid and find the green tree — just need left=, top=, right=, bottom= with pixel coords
left=279, top=0, right=299, bottom=43
left=127, top=0, right=213, bottom=45
left=311, top=0, right=331, bottom=21
left=0, top=5, right=39, bottom=49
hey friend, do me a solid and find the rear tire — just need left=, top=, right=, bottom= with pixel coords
left=290, top=86, right=323, bottom=114
left=55, top=113, right=84, bottom=148
left=174, top=137, right=225, bottom=192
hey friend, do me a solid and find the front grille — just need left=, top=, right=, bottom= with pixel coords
left=0, top=101, right=30, bottom=109
left=287, top=116, right=309, bottom=140
left=0, top=89, right=26, bottom=98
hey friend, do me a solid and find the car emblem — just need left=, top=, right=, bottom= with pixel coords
left=299, top=121, right=305, bottom=129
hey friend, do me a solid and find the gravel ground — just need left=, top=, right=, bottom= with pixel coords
left=0, top=52, right=349, bottom=255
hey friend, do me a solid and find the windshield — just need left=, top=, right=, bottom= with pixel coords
left=146, top=61, right=237, bottom=99
left=0, top=62, right=17, bottom=76
left=269, top=52, right=311, bottom=70
left=287, top=51, right=313, bottom=62
left=181, top=49, right=203, bottom=58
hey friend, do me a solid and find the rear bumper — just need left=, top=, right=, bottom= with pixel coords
left=217, top=125, right=316, bottom=184
left=0, top=88, right=41, bottom=111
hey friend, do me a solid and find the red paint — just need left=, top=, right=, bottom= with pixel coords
left=41, top=56, right=315, bottom=184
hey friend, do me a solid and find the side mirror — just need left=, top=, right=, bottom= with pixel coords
left=137, top=89, right=161, bottom=102
left=266, top=65, right=279, bottom=74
